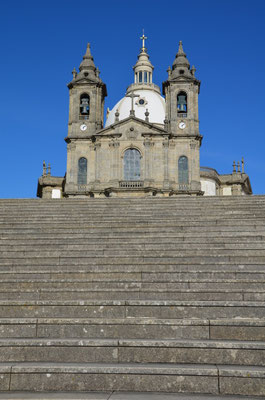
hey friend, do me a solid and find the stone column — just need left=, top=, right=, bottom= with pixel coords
left=94, top=142, right=101, bottom=183
left=163, top=138, right=169, bottom=189
left=144, top=138, right=150, bottom=183
left=87, top=143, right=94, bottom=185
left=108, top=140, right=115, bottom=182
left=190, top=139, right=201, bottom=192
left=169, top=139, right=176, bottom=187
left=113, top=140, right=120, bottom=182
left=66, top=142, right=76, bottom=185
left=144, top=138, right=154, bottom=185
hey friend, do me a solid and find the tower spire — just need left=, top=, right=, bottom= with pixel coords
left=177, top=40, right=185, bottom=56
left=172, top=40, right=190, bottom=69
left=79, top=43, right=96, bottom=73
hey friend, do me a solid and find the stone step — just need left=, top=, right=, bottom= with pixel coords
left=0, top=300, right=264, bottom=319
left=2, top=248, right=265, bottom=258
left=1, top=236, right=264, bottom=246
left=2, top=213, right=265, bottom=221
left=3, top=263, right=265, bottom=272
left=0, top=362, right=264, bottom=396
left=1, top=227, right=264, bottom=236
left=0, top=280, right=264, bottom=291
left=6, top=205, right=260, bottom=212
left=0, top=288, right=263, bottom=301
left=1, top=218, right=265, bottom=227
left=1, top=199, right=264, bottom=207
left=0, top=318, right=264, bottom=341
left=0, top=269, right=263, bottom=279
left=1, top=207, right=263, bottom=214
left=0, top=196, right=264, bottom=205
left=1, top=232, right=263, bottom=240
left=1, top=212, right=264, bottom=219
left=0, top=338, right=264, bottom=366
left=0, top=270, right=264, bottom=280
left=7, top=212, right=250, bottom=217
left=0, top=391, right=261, bottom=400
left=0, top=392, right=263, bottom=400
left=3, top=256, right=265, bottom=266
left=0, top=198, right=264, bottom=206
left=2, top=242, right=265, bottom=251
left=1, top=220, right=265, bottom=229
left=1, top=220, right=263, bottom=228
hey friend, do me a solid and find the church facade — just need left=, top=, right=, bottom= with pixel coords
left=37, top=37, right=252, bottom=198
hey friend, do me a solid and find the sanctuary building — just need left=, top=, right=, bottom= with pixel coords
left=37, top=36, right=252, bottom=198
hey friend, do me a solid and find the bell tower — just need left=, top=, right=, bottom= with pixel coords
left=64, top=43, right=107, bottom=195
left=163, top=41, right=202, bottom=194
left=66, top=43, right=107, bottom=136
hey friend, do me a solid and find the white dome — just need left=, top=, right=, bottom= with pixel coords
left=105, top=89, right=165, bottom=127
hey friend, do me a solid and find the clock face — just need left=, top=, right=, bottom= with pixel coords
left=179, top=122, right=186, bottom=130
left=80, top=124, right=87, bottom=131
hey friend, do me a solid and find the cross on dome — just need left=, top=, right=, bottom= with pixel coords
left=126, top=91, right=140, bottom=116
left=140, top=30, right=147, bottom=50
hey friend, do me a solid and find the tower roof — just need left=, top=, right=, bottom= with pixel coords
left=68, top=43, right=106, bottom=92
left=79, top=43, right=96, bottom=72
left=172, top=41, right=190, bottom=69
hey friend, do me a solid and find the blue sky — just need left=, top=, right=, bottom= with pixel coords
left=0, top=0, right=264, bottom=197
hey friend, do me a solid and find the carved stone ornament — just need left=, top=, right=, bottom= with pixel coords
left=169, top=140, right=176, bottom=148
left=94, top=142, right=101, bottom=150
left=190, top=140, right=199, bottom=150
left=163, top=138, right=169, bottom=147
left=144, top=138, right=153, bottom=147
left=127, top=127, right=138, bottom=139
left=67, top=142, right=76, bottom=150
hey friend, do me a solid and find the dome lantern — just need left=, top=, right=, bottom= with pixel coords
left=133, top=32, right=154, bottom=86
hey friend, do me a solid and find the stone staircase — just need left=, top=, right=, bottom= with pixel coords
left=0, top=196, right=264, bottom=399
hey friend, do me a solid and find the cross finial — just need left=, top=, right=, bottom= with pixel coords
left=241, top=157, right=245, bottom=173
left=140, top=29, right=147, bottom=49
left=42, top=160, right=47, bottom=176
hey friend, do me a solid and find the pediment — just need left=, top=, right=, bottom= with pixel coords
left=95, top=116, right=166, bottom=138
left=75, top=78, right=98, bottom=84
left=68, top=77, right=104, bottom=89
left=170, top=76, right=195, bottom=83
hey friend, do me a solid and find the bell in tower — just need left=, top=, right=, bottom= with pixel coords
left=177, top=92, right=187, bottom=113
left=80, top=95, right=90, bottom=116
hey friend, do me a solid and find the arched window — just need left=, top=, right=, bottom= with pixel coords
left=78, top=157, right=87, bottom=184
left=80, top=94, right=90, bottom=116
left=139, top=71, right=143, bottom=83
left=178, top=156, right=188, bottom=184
left=124, top=149, right=141, bottom=181
left=177, top=92, right=187, bottom=115
left=144, top=71, right=148, bottom=83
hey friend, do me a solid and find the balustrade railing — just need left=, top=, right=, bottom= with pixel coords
left=178, top=183, right=191, bottom=191
left=119, top=181, right=144, bottom=188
